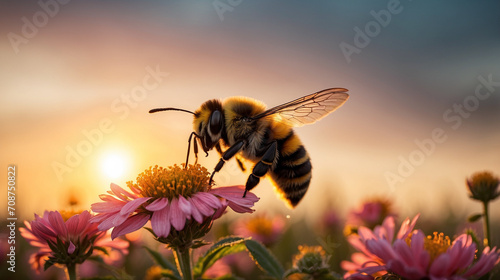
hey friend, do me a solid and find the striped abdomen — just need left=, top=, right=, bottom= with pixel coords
left=269, top=130, right=312, bottom=208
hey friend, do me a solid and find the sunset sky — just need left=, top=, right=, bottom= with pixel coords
left=1, top=1, right=499, bottom=224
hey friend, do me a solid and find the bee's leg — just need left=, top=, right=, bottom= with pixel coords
left=236, top=156, right=246, bottom=172
left=186, top=132, right=199, bottom=167
left=193, top=135, right=199, bottom=165
left=217, top=142, right=246, bottom=172
left=209, top=140, right=245, bottom=185
left=244, top=141, right=277, bottom=197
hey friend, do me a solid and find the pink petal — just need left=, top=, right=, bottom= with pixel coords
left=97, top=214, right=119, bottom=231
left=392, top=239, right=414, bottom=266
left=210, top=185, right=259, bottom=207
left=68, top=241, right=76, bottom=254
left=227, top=200, right=254, bottom=213
left=358, top=226, right=377, bottom=242
left=464, top=247, right=500, bottom=277
left=429, top=253, right=451, bottom=277
left=67, top=211, right=93, bottom=236
left=191, top=194, right=217, bottom=217
left=169, top=198, right=187, bottom=231
left=410, top=230, right=430, bottom=271
left=346, top=234, right=372, bottom=257
left=366, top=239, right=398, bottom=261
left=145, top=197, right=168, bottom=211
left=340, top=260, right=358, bottom=272
left=358, top=265, right=387, bottom=275
left=91, top=200, right=126, bottom=213
left=213, top=203, right=228, bottom=219
left=31, top=220, right=57, bottom=242
left=111, top=213, right=150, bottom=240
left=381, top=216, right=395, bottom=242
left=97, top=193, right=122, bottom=202
left=151, top=205, right=171, bottom=238
left=188, top=197, right=203, bottom=223
left=91, top=210, right=117, bottom=223
left=110, top=183, right=139, bottom=200
left=397, top=214, right=420, bottom=240
left=65, top=214, right=81, bottom=234
left=447, top=235, right=475, bottom=273
left=120, top=197, right=150, bottom=216
left=178, top=196, right=193, bottom=215
left=47, top=211, right=68, bottom=237
left=112, top=213, right=130, bottom=227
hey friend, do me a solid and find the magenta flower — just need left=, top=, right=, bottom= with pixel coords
left=91, top=164, right=259, bottom=243
left=344, top=214, right=500, bottom=280
left=20, top=210, right=128, bottom=274
left=342, top=214, right=419, bottom=278
left=345, top=198, right=396, bottom=235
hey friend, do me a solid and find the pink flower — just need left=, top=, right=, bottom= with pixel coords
left=20, top=210, right=128, bottom=273
left=233, top=213, right=285, bottom=246
left=91, top=164, right=259, bottom=241
left=341, top=214, right=419, bottom=278
left=344, top=214, right=500, bottom=280
left=345, top=198, right=396, bottom=235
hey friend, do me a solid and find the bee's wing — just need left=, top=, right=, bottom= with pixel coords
left=252, top=88, right=349, bottom=127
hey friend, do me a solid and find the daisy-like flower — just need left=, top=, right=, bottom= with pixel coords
left=233, top=213, right=285, bottom=246
left=345, top=198, right=395, bottom=236
left=20, top=210, right=128, bottom=279
left=91, top=164, right=259, bottom=248
left=344, top=215, right=500, bottom=280
left=342, top=215, right=419, bottom=279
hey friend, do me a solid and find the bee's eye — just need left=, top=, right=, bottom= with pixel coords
left=209, top=110, right=223, bottom=135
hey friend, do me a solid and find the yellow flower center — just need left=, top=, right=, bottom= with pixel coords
left=59, top=209, right=84, bottom=222
left=406, top=232, right=450, bottom=263
left=424, top=232, right=451, bottom=262
left=128, top=164, right=210, bottom=199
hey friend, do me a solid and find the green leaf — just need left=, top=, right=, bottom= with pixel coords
left=468, top=213, right=483, bottom=222
left=192, top=240, right=211, bottom=249
left=245, top=239, right=284, bottom=279
left=143, top=246, right=180, bottom=278
left=93, top=246, right=110, bottom=256
left=143, top=227, right=157, bottom=238
left=193, top=236, right=248, bottom=278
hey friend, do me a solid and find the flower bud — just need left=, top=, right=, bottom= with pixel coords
left=466, top=171, right=500, bottom=203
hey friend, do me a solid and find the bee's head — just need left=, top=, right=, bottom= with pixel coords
left=193, top=99, right=224, bottom=152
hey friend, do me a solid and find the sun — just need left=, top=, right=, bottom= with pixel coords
left=100, top=152, right=130, bottom=180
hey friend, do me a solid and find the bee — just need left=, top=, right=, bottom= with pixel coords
left=149, top=88, right=349, bottom=208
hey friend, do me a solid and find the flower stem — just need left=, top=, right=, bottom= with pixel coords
left=175, top=247, right=193, bottom=280
left=482, top=201, right=491, bottom=247
left=65, top=263, right=78, bottom=280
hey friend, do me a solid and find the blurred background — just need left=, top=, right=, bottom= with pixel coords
left=1, top=0, right=500, bottom=278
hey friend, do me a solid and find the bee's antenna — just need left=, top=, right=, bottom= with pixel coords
left=149, top=108, right=195, bottom=114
